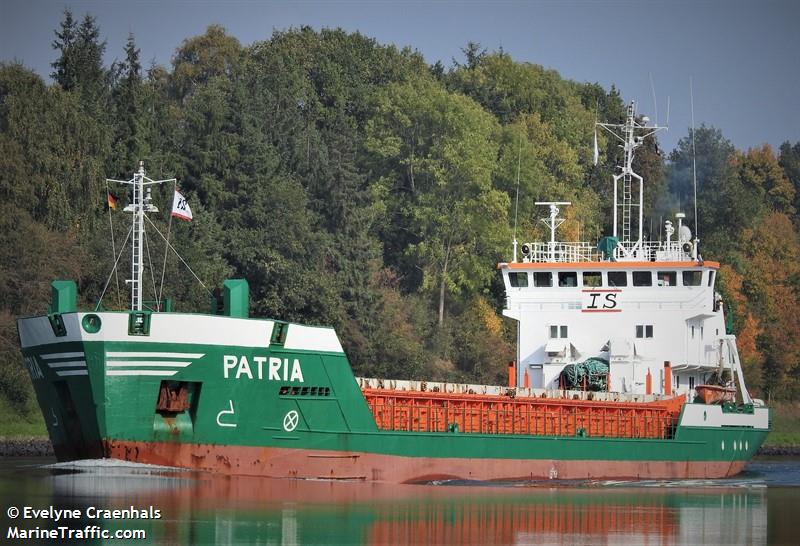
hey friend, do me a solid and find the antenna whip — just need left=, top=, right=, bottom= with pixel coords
left=690, top=78, right=699, bottom=240
left=512, top=137, right=522, bottom=262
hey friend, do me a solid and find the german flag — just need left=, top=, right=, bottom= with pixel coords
left=107, top=191, right=119, bottom=210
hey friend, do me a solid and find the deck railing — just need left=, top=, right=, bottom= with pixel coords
left=521, top=239, right=694, bottom=263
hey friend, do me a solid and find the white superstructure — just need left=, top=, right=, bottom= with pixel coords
left=499, top=102, right=749, bottom=402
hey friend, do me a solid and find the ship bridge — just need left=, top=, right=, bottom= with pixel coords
left=500, top=103, right=739, bottom=401
left=498, top=248, right=726, bottom=399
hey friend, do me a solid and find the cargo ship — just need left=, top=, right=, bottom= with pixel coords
left=17, top=103, right=769, bottom=482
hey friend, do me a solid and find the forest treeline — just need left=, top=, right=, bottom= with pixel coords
left=1, top=12, right=799, bottom=413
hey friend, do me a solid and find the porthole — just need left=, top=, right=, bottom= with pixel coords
left=721, top=441, right=725, bottom=451
left=82, top=314, right=102, bottom=333
left=745, top=441, right=749, bottom=451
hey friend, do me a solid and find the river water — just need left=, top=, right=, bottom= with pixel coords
left=1, top=457, right=798, bottom=545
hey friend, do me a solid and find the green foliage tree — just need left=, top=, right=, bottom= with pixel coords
left=110, top=33, right=147, bottom=172
left=366, top=79, right=510, bottom=326
left=667, top=126, right=752, bottom=255
left=172, top=25, right=243, bottom=99
left=51, top=8, right=78, bottom=89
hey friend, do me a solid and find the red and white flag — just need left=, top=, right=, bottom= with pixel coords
left=171, top=190, right=193, bottom=221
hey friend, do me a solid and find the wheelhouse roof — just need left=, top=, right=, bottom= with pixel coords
left=498, top=261, right=720, bottom=271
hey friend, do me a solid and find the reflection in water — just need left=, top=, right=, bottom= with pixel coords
left=2, top=458, right=793, bottom=545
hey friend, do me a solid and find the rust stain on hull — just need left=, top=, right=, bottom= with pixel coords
left=103, top=439, right=746, bottom=483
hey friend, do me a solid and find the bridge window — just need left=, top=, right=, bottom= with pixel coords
left=582, top=271, right=602, bottom=287
left=683, top=270, right=703, bottom=286
left=632, top=271, right=652, bottom=286
left=533, top=272, right=552, bottom=287
left=657, top=271, right=676, bottom=286
left=549, top=325, right=568, bottom=338
left=636, top=325, right=654, bottom=338
left=607, top=271, right=627, bottom=287
left=508, top=272, right=529, bottom=287
left=558, top=271, right=578, bottom=287
left=689, top=376, right=695, bottom=389
left=708, top=271, right=716, bottom=287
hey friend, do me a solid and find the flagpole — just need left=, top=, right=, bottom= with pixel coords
left=106, top=179, right=121, bottom=308
left=157, top=181, right=175, bottom=310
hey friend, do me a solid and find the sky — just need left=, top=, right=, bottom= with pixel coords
left=1, top=0, right=798, bottom=154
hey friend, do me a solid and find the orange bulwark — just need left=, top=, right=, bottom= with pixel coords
left=363, top=389, right=683, bottom=440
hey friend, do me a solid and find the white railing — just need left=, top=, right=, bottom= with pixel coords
left=520, top=239, right=695, bottom=263
left=356, top=377, right=664, bottom=403
left=613, top=240, right=695, bottom=262
left=522, top=242, right=600, bottom=263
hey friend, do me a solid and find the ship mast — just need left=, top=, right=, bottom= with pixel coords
left=535, top=202, right=571, bottom=262
left=597, top=101, right=666, bottom=259
left=108, top=162, right=175, bottom=311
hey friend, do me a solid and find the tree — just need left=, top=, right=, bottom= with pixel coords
left=778, top=141, right=800, bottom=222
left=0, top=63, right=109, bottom=229
left=667, top=126, right=753, bottom=255
left=493, top=116, right=600, bottom=246
left=739, top=213, right=800, bottom=399
left=448, top=51, right=595, bottom=150
left=366, top=79, right=509, bottom=326
left=51, top=8, right=78, bottom=89
left=51, top=12, right=108, bottom=101
left=172, top=25, right=242, bottom=99
left=457, top=41, right=487, bottom=70
left=111, top=33, right=146, bottom=171
left=75, top=14, right=107, bottom=99
left=734, top=145, right=795, bottom=215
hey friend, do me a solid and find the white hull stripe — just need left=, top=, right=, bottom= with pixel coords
left=107, top=370, right=178, bottom=377
left=106, top=352, right=205, bottom=359
left=47, top=361, right=87, bottom=368
left=18, top=314, right=273, bottom=349
left=57, top=370, right=89, bottom=377
left=106, top=361, right=191, bottom=368
left=41, top=352, right=85, bottom=360
left=284, top=324, right=344, bottom=353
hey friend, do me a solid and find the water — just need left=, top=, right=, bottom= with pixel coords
left=1, top=457, right=798, bottom=545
